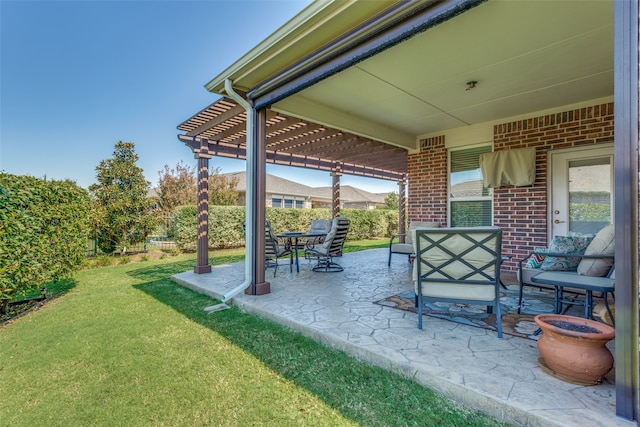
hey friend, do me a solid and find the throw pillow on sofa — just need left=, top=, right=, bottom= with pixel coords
left=539, top=234, right=594, bottom=271
left=524, top=248, right=548, bottom=269
left=577, top=224, right=615, bottom=276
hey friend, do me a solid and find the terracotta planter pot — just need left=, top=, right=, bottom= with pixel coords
left=534, top=314, right=615, bottom=385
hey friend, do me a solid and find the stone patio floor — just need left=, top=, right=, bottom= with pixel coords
left=172, top=248, right=634, bottom=427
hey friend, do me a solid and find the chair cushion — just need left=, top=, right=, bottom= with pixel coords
left=518, top=266, right=542, bottom=285
left=539, top=234, right=593, bottom=271
left=406, top=222, right=440, bottom=244
left=577, top=224, right=615, bottom=276
left=308, top=220, right=332, bottom=234
left=322, top=226, right=336, bottom=250
left=390, top=243, right=413, bottom=254
left=414, top=282, right=496, bottom=301
left=321, top=217, right=349, bottom=250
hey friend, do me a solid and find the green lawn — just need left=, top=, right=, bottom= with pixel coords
left=0, top=241, right=505, bottom=426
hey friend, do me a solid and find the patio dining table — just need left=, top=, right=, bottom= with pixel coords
left=277, top=232, right=328, bottom=272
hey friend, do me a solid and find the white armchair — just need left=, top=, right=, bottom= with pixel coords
left=413, top=227, right=503, bottom=337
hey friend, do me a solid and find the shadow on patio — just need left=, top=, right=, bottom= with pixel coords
left=172, top=248, right=631, bottom=427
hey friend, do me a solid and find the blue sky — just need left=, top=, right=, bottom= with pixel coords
left=1, top=0, right=399, bottom=194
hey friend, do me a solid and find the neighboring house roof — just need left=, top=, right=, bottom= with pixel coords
left=147, top=188, right=159, bottom=199
left=312, top=185, right=387, bottom=205
left=226, top=171, right=316, bottom=198
left=226, top=171, right=388, bottom=204
left=451, top=180, right=483, bottom=198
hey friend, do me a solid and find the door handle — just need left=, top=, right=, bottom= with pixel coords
left=554, top=219, right=566, bottom=224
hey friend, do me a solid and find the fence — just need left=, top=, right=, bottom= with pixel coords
left=85, top=215, right=176, bottom=256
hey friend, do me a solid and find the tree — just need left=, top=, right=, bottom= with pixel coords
left=383, top=191, right=400, bottom=210
left=89, top=141, right=158, bottom=254
left=156, top=161, right=196, bottom=215
left=0, top=174, right=92, bottom=313
left=209, top=167, right=239, bottom=206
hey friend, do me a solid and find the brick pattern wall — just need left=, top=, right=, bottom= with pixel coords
left=407, top=135, right=448, bottom=225
left=407, top=102, right=614, bottom=272
left=494, top=102, right=614, bottom=270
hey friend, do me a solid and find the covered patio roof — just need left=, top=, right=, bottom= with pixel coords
left=203, top=0, right=613, bottom=145
left=179, top=0, right=613, bottom=180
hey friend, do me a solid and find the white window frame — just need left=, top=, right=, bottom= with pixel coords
left=447, top=144, right=494, bottom=227
left=271, top=196, right=283, bottom=208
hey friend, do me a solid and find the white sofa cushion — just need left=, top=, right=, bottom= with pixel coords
left=577, top=224, right=615, bottom=277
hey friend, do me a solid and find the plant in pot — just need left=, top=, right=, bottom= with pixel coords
left=534, top=314, right=615, bottom=385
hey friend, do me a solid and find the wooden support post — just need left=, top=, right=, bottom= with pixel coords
left=194, top=142, right=212, bottom=274
left=246, top=107, right=271, bottom=295
left=331, top=165, right=342, bottom=218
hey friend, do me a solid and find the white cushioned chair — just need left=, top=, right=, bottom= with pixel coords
left=388, top=221, right=440, bottom=266
left=413, top=227, right=503, bottom=338
left=300, top=219, right=332, bottom=249
left=304, top=217, right=350, bottom=272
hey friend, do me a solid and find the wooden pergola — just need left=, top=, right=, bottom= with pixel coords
left=177, top=96, right=409, bottom=285
left=178, top=97, right=408, bottom=181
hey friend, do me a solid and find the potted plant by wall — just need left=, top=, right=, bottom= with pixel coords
left=534, top=314, right=615, bottom=385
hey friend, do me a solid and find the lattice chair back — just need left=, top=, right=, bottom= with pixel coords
left=413, top=227, right=503, bottom=337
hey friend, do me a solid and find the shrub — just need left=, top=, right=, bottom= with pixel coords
left=94, top=255, right=114, bottom=268
left=0, top=174, right=92, bottom=312
left=174, top=205, right=198, bottom=251
left=174, top=205, right=400, bottom=251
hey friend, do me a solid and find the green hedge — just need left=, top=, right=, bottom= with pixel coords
left=0, top=174, right=92, bottom=311
left=570, top=203, right=611, bottom=221
left=174, top=205, right=399, bottom=251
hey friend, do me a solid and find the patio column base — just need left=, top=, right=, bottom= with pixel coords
left=194, top=265, right=212, bottom=274
left=245, top=282, right=271, bottom=295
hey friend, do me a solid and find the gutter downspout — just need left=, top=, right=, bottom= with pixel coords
left=221, top=79, right=255, bottom=302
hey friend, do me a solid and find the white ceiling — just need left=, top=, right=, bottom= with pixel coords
left=271, top=0, right=614, bottom=151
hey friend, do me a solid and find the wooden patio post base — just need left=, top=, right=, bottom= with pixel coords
left=245, top=282, right=271, bottom=295
left=194, top=265, right=212, bottom=274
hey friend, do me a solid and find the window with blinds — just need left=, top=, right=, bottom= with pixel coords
left=449, top=145, right=493, bottom=227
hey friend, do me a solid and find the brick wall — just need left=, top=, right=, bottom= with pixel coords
left=407, top=102, right=615, bottom=272
left=407, top=135, right=448, bottom=225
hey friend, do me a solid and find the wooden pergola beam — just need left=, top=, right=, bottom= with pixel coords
left=187, top=103, right=246, bottom=137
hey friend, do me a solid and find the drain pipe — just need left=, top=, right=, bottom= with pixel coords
left=221, top=79, right=255, bottom=302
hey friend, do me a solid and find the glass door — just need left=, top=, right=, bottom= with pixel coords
left=550, top=145, right=614, bottom=237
